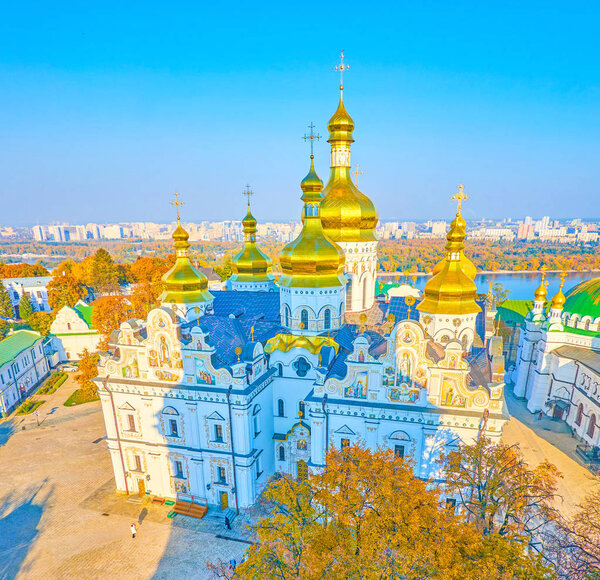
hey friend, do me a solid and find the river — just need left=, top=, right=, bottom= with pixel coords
left=378, top=271, right=598, bottom=301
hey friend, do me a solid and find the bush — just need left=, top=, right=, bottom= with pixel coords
left=16, top=398, right=44, bottom=415
left=38, top=372, right=68, bottom=395
left=64, top=388, right=100, bottom=407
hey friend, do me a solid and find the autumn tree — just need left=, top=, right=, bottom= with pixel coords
left=47, top=261, right=86, bottom=310
left=75, top=348, right=100, bottom=397
left=28, top=311, right=53, bottom=336
left=0, top=262, right=49, bottom=278
left=128, top=256, right=169, bottom=318
left=0, top=320, right=9, bottom=339
left=19, top=293, right=34, bottom=321
left=90, top=248, right=120, bottom=296
left=0, top=284, right=14, bottom=318
left=235, top=445, right=550, bottom=580
left=91, top=295, right=133, bottom=348
left=442, top=436, right=561, bottom=541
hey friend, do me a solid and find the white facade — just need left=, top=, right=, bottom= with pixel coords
left=50, top=301, right=101, bottom=361
left=341, top=241, right=378, bottom=313
left=2, top=276, right=52, bottom=316
left=96, top=296, right=506, bottom=508
left=280, top=285, right=345, bottom=335
left=0, top=331, right=50, bottom=417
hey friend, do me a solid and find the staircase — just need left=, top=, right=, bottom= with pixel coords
left=173, top=493, right=208, bottom=519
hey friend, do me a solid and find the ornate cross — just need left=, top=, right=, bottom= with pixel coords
left=335, top=50, right=350, bottom=90
left=171, top=192, right=184, bottom=221
left=451, top=184, right=468, bottom=214
left=352, top=163, right=363, bottom=185
left=243, top=184, right=253, bottom=208
left=303, top=122, right=320, bottom=157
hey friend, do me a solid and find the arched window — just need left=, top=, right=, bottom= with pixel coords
left=300, top=309, right=309, bottom=330
left=585, top=319, right=591, bottom=331
left=277, top=363, right=283, bottom=377
left=324, top=309, right=331, bottom=330
left=575, top=403, right=584, bottom=426
left=588, top=414, right=597, bottom=438
left=293, top=357, right=310, bottom=377
left=461, top=334, right=468, bottom=349
left=284, top=306, right=290, bottom=327
left=278, top=446, right=285, bottom=461
left=362, top=278, right=368, bottom=309
left=278, top=399, right=285, bottom=417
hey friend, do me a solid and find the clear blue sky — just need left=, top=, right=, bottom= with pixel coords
left=1, top=1, right=599, bottom=226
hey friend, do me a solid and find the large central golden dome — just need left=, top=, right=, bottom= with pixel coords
left=320, top=92, right=378, bottom=243
left=279, top=156, right=346, bottom=288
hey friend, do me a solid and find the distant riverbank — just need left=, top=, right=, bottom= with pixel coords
left=378, top=269, right=600, bottom=278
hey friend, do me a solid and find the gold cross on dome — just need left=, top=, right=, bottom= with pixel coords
left=171, top=192, right=184, bottom=221
left=335, top=50, right=350, bottom=90
left=352, top=163, right=363, bottom=185
left=243, top=184, right=253, bottom=208
left=303, top=122, right=321, bottom=157
left=451, top=184, right=468, bottom=214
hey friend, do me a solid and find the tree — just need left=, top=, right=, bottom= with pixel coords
left=234, top=445, right=550, bottom=579
left=215, top=261, right=232, bottom=281
left=0, top=284, right=14, bottom=318
left=130, top=281, right=160, bottom=318
left=90, top=248, right=120, bottom=295
left=19, top=293, right=34, bottom=321
left=28, top=312, right=53, bottom=337
left=91, top=295, right=133, bottom=348
left=0, top=262, right=49, bottom=278
left=442, top=436, right=561, bottom=541
left=75, top=348, right=100, bottom=397
left=47, top=262, right=86, bottom=310
left=0, top=320, right=9, bottom=339
left=492, top=282, right=510, bottom=304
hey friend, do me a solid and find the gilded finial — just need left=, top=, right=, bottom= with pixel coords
left=359, top=312, right=368, bottom=333
left=405, top=295, right=416, bottom=320
left=335, top=50, right=349, bottom=91
left=243, top=184, right=253, bottom=208
left=303, top=122, right=321, bottom=157
left=235, top=346, right=242, bottom=362
left=559, top=270, right=567, bottom=290
left=451, top=184, right=468, bottom=216
left=250, top=325, right=255, bottom=341
left=171, top=192, right=184, bottom=222
left=351, top=163, right=363, bottom=185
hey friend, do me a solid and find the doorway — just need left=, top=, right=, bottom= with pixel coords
left=220, top=491, right=229, bottom=510
left=137, top=478, right=145, bottom=498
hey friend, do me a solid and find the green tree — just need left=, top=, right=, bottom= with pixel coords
left=19, top=293, right=34, bottom=321
left=28, top=312, right=53, bottom=336
left=0, top=320, right=9, bottom=339
left=90, top=248, right=120, bottom=295
left=215, top=261, right=232, bottom=281
left=0, top=285, right=14, bottom=319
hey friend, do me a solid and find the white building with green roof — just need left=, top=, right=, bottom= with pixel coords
left=50, top=300, right=100, bottom=361
left=0, top=330, right=50, bottom=417
left=512, top=276, right=600, bottom=449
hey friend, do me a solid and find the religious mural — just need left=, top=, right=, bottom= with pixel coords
left=441, top=378, right=466, bottom=407
left=344, top=371, right=368, bottom=399
left=195, top=359, right=216, bottom=385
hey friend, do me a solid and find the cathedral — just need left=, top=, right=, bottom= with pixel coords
left=95, top=68, right=507, bottom=511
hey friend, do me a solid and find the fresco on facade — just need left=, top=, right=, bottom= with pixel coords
left=441, top=378, right=466, bottom=407
left=344, top=371, right=368, bottom=399
left=195, top=358, right=216, bottom=385
left=156, top=369, right=178, bottom=382
left=389, top=383, right=419, bottom=403
left=297, top=439, right=307, bottom=450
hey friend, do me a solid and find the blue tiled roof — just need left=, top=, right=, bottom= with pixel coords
left=212, top=291, right=280, bottom=321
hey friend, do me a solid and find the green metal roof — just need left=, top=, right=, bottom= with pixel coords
left=564, top=277, right=600, bottom=320
left=73, top=301, right=94, bottom=328
left=0, top=330, right=42, bottom=368
left=496, top=300, right=534, bottom=325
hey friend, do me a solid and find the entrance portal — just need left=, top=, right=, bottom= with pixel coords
left=137, top=478, right=145, bottom=498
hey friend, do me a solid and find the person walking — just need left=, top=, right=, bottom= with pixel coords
left=130, top=522, right=137, bottom=539
left=224, top=516, right=231, bottom=530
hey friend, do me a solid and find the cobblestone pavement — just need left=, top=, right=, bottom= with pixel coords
left=503, top=386, right=600, bottom=515
left=0, top=376, right=248, bottom=580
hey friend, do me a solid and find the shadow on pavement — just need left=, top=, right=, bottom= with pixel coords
left=0, top=421, right=16, bottom=448
left=0, top=482, right=51, bottom=580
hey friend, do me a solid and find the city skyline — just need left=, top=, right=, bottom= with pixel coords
left=1, top=2, right=599, bottom=226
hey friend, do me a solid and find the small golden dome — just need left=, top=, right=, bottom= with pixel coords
left=320, top=92, right=378, bottom=243
left=160, top=220, right=213, bottom=305
left=534, top=272, right=548, bottom=301
left=230, top=205, right=274, bottom=283
left=431, top=214, right=476, bottom=280
left=279, top=156, right=346, bottom=288
left=550, top=273, right=567, bottom=310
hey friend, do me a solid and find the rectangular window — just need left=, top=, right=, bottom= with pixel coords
left=169, top=419, right=178, bottom=437
left=132, top=454, right=142, bottom=472
left=217, top=466, right=226, bottom=483
left=256, top=457, right=262, bottom=479
left=127, top=414, right=136, bottom=432
left=175, top=460, right=184, bottom=478
left=341, top=438, right=350, bottom=449
left=394, top=445, right=405, bottom=459
left=214, top=424, right=223, bottom=442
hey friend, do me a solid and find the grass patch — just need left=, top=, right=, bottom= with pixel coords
left=38, top=372, right=68, bottom=395
left=64, top=388, right=100, bottom=407
left=16, top=398, right=45, bottom=415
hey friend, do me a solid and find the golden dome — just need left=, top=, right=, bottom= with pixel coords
left=534, top=271, right=548, bottom=301
left=230, top=205, right=274, bottom=283
left=551, top=274, right=567, bottom=310
left=320, top=92, right=378, bottom=243
left=279, top=156, right=346, bottom=288
left=417, top=192, right=480, bottom=316
left=431, top=213, right=477, bottom=280
left=160, top=220, right=213, bottom=304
